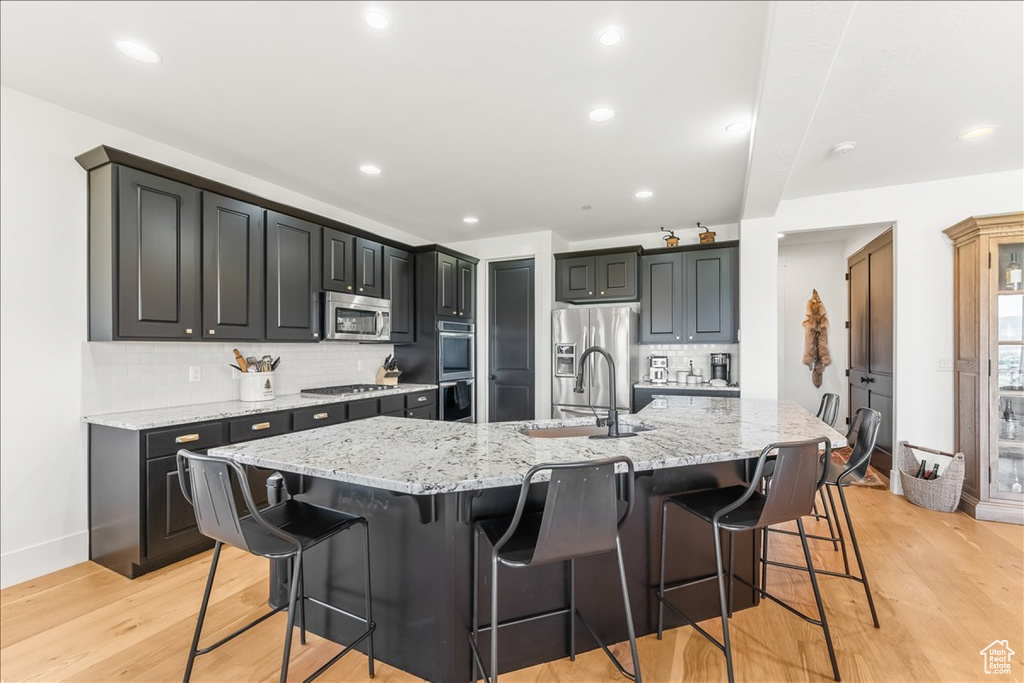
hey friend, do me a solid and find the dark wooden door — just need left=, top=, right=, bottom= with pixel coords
left=640, top=253, right=684, bottom=343
left=384, top=246, right=415, bottom=343
left=201, top=193, right=264, bottom=340
left=322, top=227, right=355, bottom=293
left=265, top=211, right=321, bottom=341
left=458, top=259, right=476, bottom=319
left=489, top=259, right=535, bottom=422
left=848, top=229, right=894, bottom=472
left=436, top=252, right=458, bottom=317
left=595, top=252, right=638, bottom=300
left=117, top=167, right=200, bottom=339
left=685, top=247, right=737, bottom=342
left=555, top=256, right=596, bottom=302
left=355, top=238, right=384, bottom=298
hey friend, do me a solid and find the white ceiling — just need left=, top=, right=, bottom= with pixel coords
left=0, top=1, right=1021, bottom=244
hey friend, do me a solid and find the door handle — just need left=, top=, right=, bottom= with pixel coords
left=489, top=375, right=497, bottom=380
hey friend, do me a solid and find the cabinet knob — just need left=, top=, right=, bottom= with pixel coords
left=185, top=328, right=193, bottom=334
left=347, top=286, right=353, bottom=291
left=600, top=291, right=605, bottom=295
left=359, top=287, right=364, bottom=292
left=689, top=335, right=694, bottom=340
left=313, top=332, right=319, bottom=338
left=676, top=336, right=680, bottom=340
left=209, top=329, right=216, bottom=335
left=588, top=291, right=593, bottom=295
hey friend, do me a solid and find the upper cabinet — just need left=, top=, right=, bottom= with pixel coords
left=457, top=259, right=476, bottom=319
left=201, top=193, right=264, bottom=340
left=384, top=246, right=415, bottom=343
left=355, top=237, right=384, bottom=298
left=265, top=211, right=321, bottom=341
left=555, top=250, right=639, bottom=303
left=322, top=228, right=356, bottom=293
left=640, top=252, right=684, bottom=344
left=435, top=251, right=459, bottom=317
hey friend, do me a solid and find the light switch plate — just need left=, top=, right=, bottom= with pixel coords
left=189, top=366, right=202, bottom=382
left=937, top=358, right=953, bottom=372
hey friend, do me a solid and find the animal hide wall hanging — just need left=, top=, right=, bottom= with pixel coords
left=802, top=289, right=831, bottom=388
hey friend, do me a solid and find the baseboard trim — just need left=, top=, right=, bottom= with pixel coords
left=973, top=500, right=1024, bottom=525
left=0, top=531, right=89, bottom=589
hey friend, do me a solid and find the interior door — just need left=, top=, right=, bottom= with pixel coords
left=848, top=229, right=894, bottom=472
left=489, top=259, right=535, bottom=422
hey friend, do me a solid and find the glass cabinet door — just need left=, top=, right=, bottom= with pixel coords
left=993, top=240, right=1024, bottom=501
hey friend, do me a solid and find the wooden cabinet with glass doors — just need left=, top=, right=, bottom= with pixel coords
left=945, top=212, right=1024, bottom=524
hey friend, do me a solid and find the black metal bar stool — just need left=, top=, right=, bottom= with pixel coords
left=762, top=407, right=882, bottom=628
left=176, top=449, right=376, bottom=683
left=468, top=456, right=642, bottom=683
left=657, top=438, right=840, bottom=683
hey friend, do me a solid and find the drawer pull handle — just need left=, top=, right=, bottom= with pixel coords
left=313, top=412, right=329, bottom=420
left=417, top=396, right=428, bottom=402
left=251, top=422, right=271, bottom=431
left=175, top=433, right=200, bottom=444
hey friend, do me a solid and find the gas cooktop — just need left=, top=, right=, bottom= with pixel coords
left=300, top=384, right=391, bottom=398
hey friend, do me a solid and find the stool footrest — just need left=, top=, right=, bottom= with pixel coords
left=303, top=623, right=376, bottom=683
left=763, top=558, right=866, bottom=583
left=655, top=594, right=725, bottom=653
left=732, top=575, right=823, bottom=627
left=476, top=606, right=572, bottom=634
left=195, top=603, right=287, bottom=656
left=660, top=572, right=718, bottom=595
left=767, top=527, right=838, bottom=543
left=304, top=594, right=374, bottom=627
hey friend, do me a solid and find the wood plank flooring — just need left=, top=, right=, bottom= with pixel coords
left=2, top=486, right=1021, bottom=682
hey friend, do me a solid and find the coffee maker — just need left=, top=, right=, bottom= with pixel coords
left=649, top=355, right=669, bottom=385
left=710, top=353, right=731, bottom=384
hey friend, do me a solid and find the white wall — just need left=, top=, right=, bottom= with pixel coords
left=0, top=86, right=426, bottom=588
left=742, top=170, right=1024, bottom=472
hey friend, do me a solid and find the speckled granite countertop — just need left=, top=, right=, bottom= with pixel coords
left=82, top=384, right=439, bottom=430
left=210, top=397, right=844, bottom=495
left=634, top=381, right=740, bottom=392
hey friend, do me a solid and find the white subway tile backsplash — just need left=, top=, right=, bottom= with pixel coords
left=638, top=343, right=740, bottom=385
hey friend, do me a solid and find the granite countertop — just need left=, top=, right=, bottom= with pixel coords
left=210, top=397, right=844, bottom=495
left=634, top=381, right=740, bottom=391
left=82, top=384, right=439, bottom=430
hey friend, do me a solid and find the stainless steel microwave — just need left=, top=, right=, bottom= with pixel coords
left=324, top=292, right=391, bottom=342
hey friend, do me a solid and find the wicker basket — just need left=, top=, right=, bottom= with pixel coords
left=897, top=441, right=965, bottom=513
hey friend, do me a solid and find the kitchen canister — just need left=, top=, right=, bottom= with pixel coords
left=240, top=371, right=275, bottom=402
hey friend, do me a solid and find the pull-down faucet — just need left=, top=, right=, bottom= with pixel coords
left=574, top=346, right=637, bottom=439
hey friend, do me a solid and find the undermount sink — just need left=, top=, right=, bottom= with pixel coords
left=519, top=424, right=654, bottom=439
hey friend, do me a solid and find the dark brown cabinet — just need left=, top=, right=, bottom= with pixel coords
left=436, top=251, right=459, bottom=317
left=115, top=167, right=201, bottom=339
left=457, top=259, right=476, bottom=319
left=640, top=252, right=685, bottom=343
left=555, top=250, right=639, bottom=303
left=266, top=211, right=321, bottom=341
left=596, top=253, right=638, bottom=300
left=384, top=246, right=415, bottom=343
left=355, top=237, right=384, bottom=298
left=555, top=255, right=597, bottom=301
left=684, top=247, right=737, bottom=343
left=202, top=193, right=264, bottom=340
left=323, top=227, right=356, bottom=293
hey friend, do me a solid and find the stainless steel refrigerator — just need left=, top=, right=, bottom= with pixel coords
left=552, top=306, right=639, bottom=419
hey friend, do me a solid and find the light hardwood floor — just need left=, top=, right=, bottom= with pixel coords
left=2, top=485, right=1021, bottom=682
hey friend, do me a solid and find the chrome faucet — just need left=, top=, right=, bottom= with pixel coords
left=574, top=345, right=636, bottom=439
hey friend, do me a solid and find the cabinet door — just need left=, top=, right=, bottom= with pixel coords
left=322, top=227, right=356, bottom=293
left=640, top=253, right=684, bottom=343
left=266, top=211, right=322, bottom=341
left=384, top=246, right=415, bottom=343
left=436, top=252, right=459, bottom=317
left=407, top=405, right=436, bottom=420
left=684, top=247, right=737, bottom=342
left=202, top=193, right=264, bottom=340
left=595, top=253, right=638, bottom=301
left=457, top=259, right=476, bottom=319
left=145, top=454, right=211, bottom=560
left=555, top=256, right=596, bottom=302
left=355, top=238, right=384, bottom=298
left=117, top=167, right=200, bottom=339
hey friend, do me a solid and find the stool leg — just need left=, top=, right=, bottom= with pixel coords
left=279, top=550, right=303, bottom=683
left=298, top=558, right=306, bottom=646
left=472, top=529, right=480, bottom=683
left=836, top=484, right=880, bottom=628
left=657, top=501, right=668, bottom=640
left=819, top=488, right=840, bottom=552
left=797, top=518, right=840, bottom=682
left=727, top=531, right=735, bottom=619
left=183, top=541, right=222, bottom=683
left=569, top=557, right=576, bottom=661
left=825, top=485, right=850, bottom=575
left=490, top=555, right=500, bottom=683
left=713, top=524, right=735, bottom=683
left=361, top=520, right=376, bottom=677
left=615, top=536, right=642, bottom=683
left=760, top=524, right=769, bottom=594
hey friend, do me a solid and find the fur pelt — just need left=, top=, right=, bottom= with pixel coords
left=802, top=289, right=831, bottom=388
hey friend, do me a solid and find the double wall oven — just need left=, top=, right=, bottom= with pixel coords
left=438, top=321, right=475, bottom=422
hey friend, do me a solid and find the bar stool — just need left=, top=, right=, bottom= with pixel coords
left=468, top=456, right=641, bottom=683
left=176, top=449, right=376, bottom=683
left=657, top=438, right=840, bottom=683
left=762, top=407, right=882, bottom=628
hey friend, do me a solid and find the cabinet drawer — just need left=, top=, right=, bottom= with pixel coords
left=406, top=390, right=436, bottom=408
left=381, top=409, right=405, bottom=418
left=146, top=423, right=224, bottom=458
left=229, top=413, right=290, bottom=443
left=407, top=405, right=435, bottom=420
left=347, top=398, right=379, bottom=421
left=379, top=394, right=405, bottom=414
left=292, top=404, right=347, bottom=431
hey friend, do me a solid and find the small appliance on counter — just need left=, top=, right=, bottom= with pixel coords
left=376, top=354, right=401, bottom=386
left=710, top=353, right=731, bottom=386
left=649, top=355, right=669, bottom=385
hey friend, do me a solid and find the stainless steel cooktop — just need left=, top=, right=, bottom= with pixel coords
left=300, top=384, right=391, bottom=398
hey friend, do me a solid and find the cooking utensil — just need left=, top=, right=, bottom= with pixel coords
left=271, top=357, right=281, bottom=371
left=233, top=349, right=248, bottom=372
left=229, top=364, right=243, bottom=372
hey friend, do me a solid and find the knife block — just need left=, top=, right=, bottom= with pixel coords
left=375, top=367, right=401, bottom=386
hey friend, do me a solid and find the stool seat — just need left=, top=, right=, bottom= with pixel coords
left=478, top=512, right=542, bottom=566
left=242, top=500, right=363, bottom=559
left=667, top=486, right=765, bottom=531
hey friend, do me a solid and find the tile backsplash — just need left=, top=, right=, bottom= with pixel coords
left=82, top=341, right=395, bottom=416
left=638, top=344, right=740, bottom=384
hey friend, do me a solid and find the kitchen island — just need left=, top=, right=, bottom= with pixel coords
left=210, top=397, right=844, bottom=682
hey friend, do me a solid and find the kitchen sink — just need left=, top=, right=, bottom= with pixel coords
left=519, top=424, right=654, bottom=439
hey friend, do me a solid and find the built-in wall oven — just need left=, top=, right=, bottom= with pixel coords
left=324, top=292, right=391, bottom=342
left=439, top=379, right=475, bottom=423
left=438, top=321, right=474, bottom=381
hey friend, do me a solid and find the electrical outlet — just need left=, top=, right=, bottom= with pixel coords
left=189, top=366, right=202, bottom=382
left=937, top=358, right=954, bottom=372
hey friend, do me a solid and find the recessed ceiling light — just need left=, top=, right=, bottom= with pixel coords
left=634, top=190, right=653, bottom=199
left=958, top=126, right=996, bottom=140
left=831, top=141, right=856, bottom=156
left=725, top=121, right=750, bottom=134
left=360, top=165, right=382, bottom=175
left=777, top=233, right=785, bottom=239
left=364, top=10, right=391, bottom=30
left=598, top=29, right=622, bottom=47
left=463, top=217, right=479, bottom=224
left=589, top=107, right=615, bottom=122
left=115, top=40, right=161, bottom=64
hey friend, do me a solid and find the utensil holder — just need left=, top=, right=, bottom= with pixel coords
left=239, top=371, right=275, bottom=402
left=375, top=367, right=401, bottom=386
